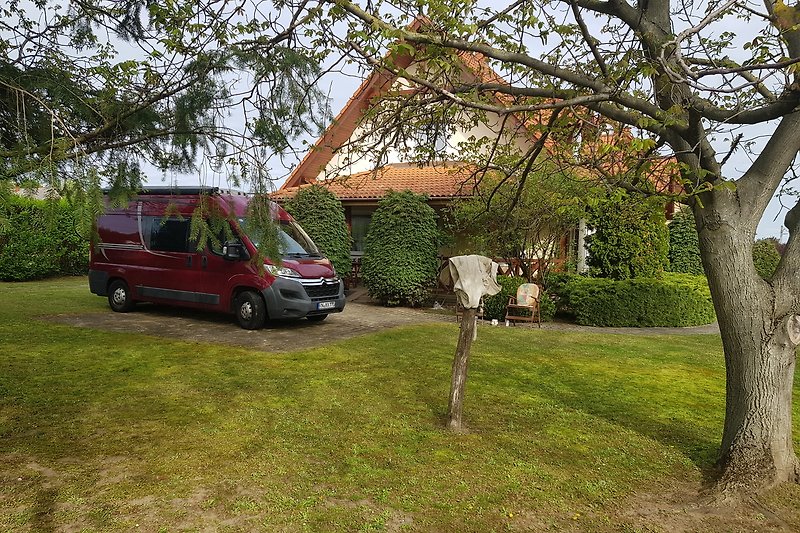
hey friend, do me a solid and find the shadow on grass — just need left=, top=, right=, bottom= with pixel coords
left=121, top=302, right=327, bottom=331
left=468, top=337, right=725, bottom=486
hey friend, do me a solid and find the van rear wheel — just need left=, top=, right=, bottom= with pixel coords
left=108, top=280, right=135, bottom=313
left=234, top=291, right=266, bottom=330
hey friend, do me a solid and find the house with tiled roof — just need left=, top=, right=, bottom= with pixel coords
left=273, top=19, right=558, bottom=261
left=273, top=18, right=678, bottom=274
left=274, top=162, right=481, bottom=254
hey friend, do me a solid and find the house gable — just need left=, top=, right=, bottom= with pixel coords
left=280, top=23, right=542, bottom=194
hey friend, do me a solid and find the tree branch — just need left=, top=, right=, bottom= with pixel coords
left=330, top=0, right=671, bottom=130
left=737, top=111, right=800, bottom=223
left=773, top=198, right=800, bottom=308
left=569, top=1, right=609, bottom=78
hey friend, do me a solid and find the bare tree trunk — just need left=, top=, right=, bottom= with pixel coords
left=696, top=203, right=800, bottom=494
left=448, top=308, right=476, bottom=431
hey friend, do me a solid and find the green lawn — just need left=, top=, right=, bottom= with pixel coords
left=1, top=278, right=799, bottom=532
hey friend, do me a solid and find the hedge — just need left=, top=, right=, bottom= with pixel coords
left=544, top=271, right=584, bottom=316
left=563, top=273, right=715, bottom=327
left=482, top=275, right=555, bottom=322
left=361, top=190, right=440, bottom=306
left=0, top=196, right=89, bottom=281
left=284, top=185, right=352, bottom=277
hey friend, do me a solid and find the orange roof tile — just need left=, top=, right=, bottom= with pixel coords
left=273, top=163, right=478, bottom=202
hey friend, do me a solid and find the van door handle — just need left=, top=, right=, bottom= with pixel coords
left=185, top=255, right=192, bottom=267
left=202, top=256, right=208, bottom=268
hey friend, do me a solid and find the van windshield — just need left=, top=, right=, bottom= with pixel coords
left=238, top=218, right=321, bottom=257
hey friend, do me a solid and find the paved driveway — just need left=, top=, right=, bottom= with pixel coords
left=51, top=297, right=719, bottom=353
left=51, top=302, right=453, bottom=352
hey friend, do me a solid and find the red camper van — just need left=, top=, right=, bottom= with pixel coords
left=88, top=187, right=345, bottom=329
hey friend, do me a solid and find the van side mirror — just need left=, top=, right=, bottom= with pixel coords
left=222, top=241, right=247, bottom=261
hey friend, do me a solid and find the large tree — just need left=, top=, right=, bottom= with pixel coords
left=317, top=0, right=800, bottom=495
left=1, top=0, right=327, bottom=207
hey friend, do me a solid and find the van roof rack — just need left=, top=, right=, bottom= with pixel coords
left=102, top=186, right=249, bottom=196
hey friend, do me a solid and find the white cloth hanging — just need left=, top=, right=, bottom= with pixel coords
left=439, top=254, right=501, bottom=309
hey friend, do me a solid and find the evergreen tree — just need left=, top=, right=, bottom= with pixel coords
left=285, top=185, right=352, bottom=277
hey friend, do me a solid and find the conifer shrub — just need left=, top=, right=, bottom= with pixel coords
left=667, top=209, right=704, bottom=275
left=752, top=238, right=781, bottom=280
left=544, top=271, right=584, bottom=316
left=586, top=193, right=669, bottom=280
left=360, top=190, right=439, bottom=306
left=284, top=185, right=352, bottom=277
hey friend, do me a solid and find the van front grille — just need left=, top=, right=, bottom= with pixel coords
left=304, top=283, right=339, bottom=299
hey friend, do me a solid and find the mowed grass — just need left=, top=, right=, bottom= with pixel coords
left=1, top=278, right=799, bottom=532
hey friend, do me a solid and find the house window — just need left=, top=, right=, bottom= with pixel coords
left=433, top=128, right=449, bottom=154
left=351, top=215, right=371, bottom=255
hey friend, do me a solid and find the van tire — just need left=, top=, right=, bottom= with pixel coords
left=108, top=280, right=135, bottom=313
left=234, top=291, right=266, bottom=330
left=306, top=314, right=328, bottom=322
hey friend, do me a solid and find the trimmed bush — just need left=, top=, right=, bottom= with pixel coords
left=361, top=190, right=440, bottom=306
left=752, top=238, right=781, bottom=280
left=586, top=193, right=669, bottom=280
left=667, top=210, right=704, bottom=275
left=284, top=185, right=352, bottom=277
left=564, top=273, right=715, bottom=327
left=0, top=196, right=89, bottom=281
left=544, top=271, right=584, bottom=316
left=483, top=275, right=555, bottom=322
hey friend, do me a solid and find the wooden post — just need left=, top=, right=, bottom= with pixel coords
left=447, top=307, right=476, bottom=431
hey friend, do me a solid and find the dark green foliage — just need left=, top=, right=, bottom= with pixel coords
left=667, top=210, right=704, bottom=275
left=361, top=190, right=439, bottom=306
left=0, top=196, right=88, bottom=281
left=753, top=238, right=781, bottom=278
left=564, top=273, right=715, bottom=327
left=483, top=275, right=524, bottom=321
left=1, top=0, right=329, bottom=245
left=284, top=185, right=352, bottom=277
left=544, top=271, right=584, bottom=316
left=447, top=167, right=595, bottom=282
left=482, top=275, right=555, bottom=322
left=586, top=193, right=669, bottom=280
left=752, top=238, right=781, bottom=280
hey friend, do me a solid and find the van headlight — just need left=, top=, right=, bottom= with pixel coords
left=265, top=264, right=301, bottom=278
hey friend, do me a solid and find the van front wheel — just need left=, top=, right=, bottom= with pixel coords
left=234, top=291, right=266, bottom=330
left=108, top=280, right=135, bottom=313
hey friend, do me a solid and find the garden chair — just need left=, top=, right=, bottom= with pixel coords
left=505, top=283, right=541, bottom=327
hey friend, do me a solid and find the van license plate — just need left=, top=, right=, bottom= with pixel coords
left=317, top=301, right=336, bottom=310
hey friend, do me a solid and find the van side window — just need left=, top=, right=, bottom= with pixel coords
left=147, top=217, right=194, bottom=253
left=208, top=220, right=239, bottom=256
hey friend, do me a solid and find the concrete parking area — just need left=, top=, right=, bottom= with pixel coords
left=50, top=301, right=453, bottom=353
left=51, top=298, right=719, bottom=354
